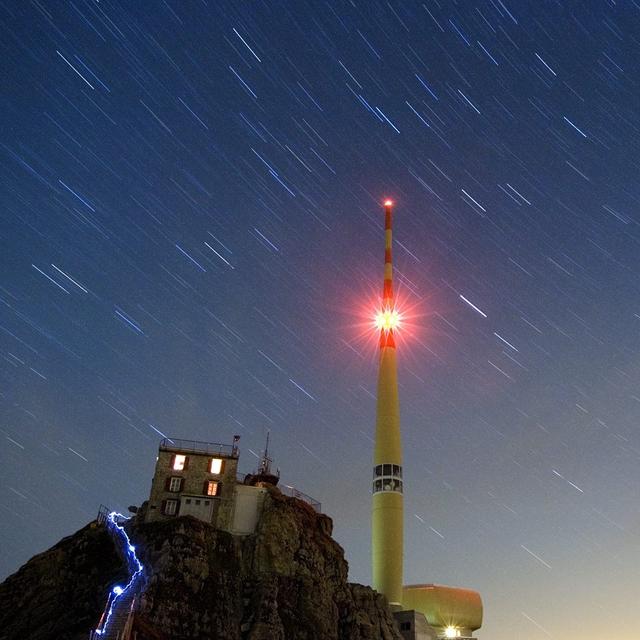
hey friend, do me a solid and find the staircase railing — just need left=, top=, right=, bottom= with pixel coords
left=120, top=596, right=137, bottom=640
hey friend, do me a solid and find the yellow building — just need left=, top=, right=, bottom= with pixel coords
left=403, top=584, right=482, bottom=639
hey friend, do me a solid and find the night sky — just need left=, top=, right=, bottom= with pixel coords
left=2, top=1, right=640, bottom=638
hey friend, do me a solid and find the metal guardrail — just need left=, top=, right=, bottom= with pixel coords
left=159, top=438, right=238, bottom=457
left=280, top=485, right=321, bottom=512
left=235, top=474, right=320, bottom=512
left=97, top=503, right=111, bottom=525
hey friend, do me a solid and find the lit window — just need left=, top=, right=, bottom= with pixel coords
left=444, top=627, right=459, bottom=638
left=169, top=477, right=182, bottom=492
left=206, top=481, right=219, bottom=496
left=210, top=458, right=223, bottom=474
left=164, top=499, right=178, bottom=515
left=173, top=454, right=186, bottom=471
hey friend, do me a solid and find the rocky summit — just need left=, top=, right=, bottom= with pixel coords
left=0, top=488, right=402, bottom=640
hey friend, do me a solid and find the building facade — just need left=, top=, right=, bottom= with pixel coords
left=143, top=436, right=317, bottom=537
left=145, top=438, right=240, bottom=530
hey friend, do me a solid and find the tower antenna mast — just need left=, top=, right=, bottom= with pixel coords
left=371, top=199, right=404, bottom=608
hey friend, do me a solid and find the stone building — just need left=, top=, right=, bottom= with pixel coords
left=144, top=437, right=240, bottom=528
left=143, top=435, right=317, bottom=536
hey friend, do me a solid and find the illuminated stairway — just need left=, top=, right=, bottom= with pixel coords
left=98, top=585, right=138, bottom=640
left=91, top=507, right=144, bottom=640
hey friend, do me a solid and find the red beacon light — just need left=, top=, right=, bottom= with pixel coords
left=384, top=199, right=393, bottom=207
left=375, top=307, right=400, bottom=332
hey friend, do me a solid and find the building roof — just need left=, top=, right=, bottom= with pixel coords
left=159, top=438, right=239, bottom=458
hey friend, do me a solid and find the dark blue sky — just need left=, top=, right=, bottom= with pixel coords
left=2, top=2, right=640, bottom=638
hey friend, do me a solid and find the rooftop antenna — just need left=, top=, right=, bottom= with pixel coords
left=245, top=429, right=280, bottom=486
left=258, top=430, right=272, bottom=475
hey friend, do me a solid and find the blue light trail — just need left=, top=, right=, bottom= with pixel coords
left=93, top=512, right=144, bottom=637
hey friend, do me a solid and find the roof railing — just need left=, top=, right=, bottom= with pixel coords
left=159, top=438, right=239, bottom=457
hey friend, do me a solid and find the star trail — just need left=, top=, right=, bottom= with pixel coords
left=1, top=2, right=640, bottom=639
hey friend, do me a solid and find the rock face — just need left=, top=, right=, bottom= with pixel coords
left=0, top=488, right=402, bottom=640
left=0, top=522, right=127, bottom=640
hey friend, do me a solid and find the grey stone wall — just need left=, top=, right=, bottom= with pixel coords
left=145, top=448, right=238, bottom=527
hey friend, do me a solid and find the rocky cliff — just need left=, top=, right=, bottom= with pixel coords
left=0, top=488, right=402, bottom=640
left=0, top=522, right=127, bottom=640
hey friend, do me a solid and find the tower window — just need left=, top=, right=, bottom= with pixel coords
left=372, top=463, right=403, bottom=494
left=173, top=454, right=186, bottom=471
left=210, top=458, right=224, bottom=474
left=168, top=477, right=182, bottom=492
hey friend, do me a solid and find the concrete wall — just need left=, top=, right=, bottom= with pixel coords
left=230, top=485, right=267, bottom=534
left=394, top=610, right=437, bottom=640
left=179, top=495, right=215, bottom=521
left=145, top=448, right=238, bottom=527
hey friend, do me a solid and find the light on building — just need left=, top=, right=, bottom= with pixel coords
left=444, top=626, right=459, bottom=638
left=210, top=458, right=223, bottom=474
left=173, top=454, right=186, bottom=470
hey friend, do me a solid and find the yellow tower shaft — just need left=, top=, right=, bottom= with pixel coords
left=371, top=201, right=403, bottom=608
